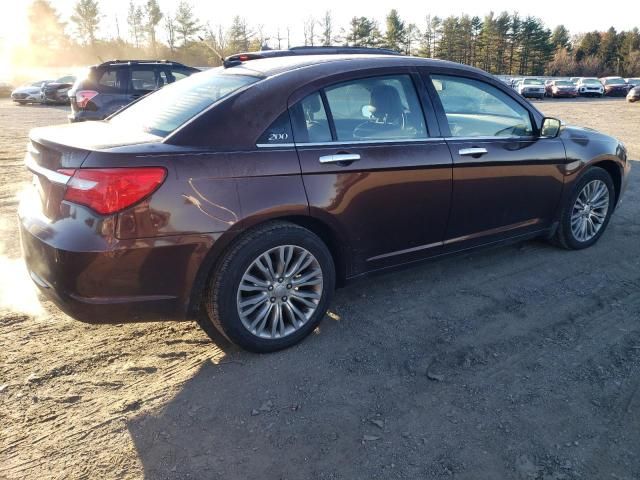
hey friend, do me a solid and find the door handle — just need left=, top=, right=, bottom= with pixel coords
left=319, top=153, right=361, bottom=164
left=458, top=147, right=488, bottom=157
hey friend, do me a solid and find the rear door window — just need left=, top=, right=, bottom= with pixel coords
left=130, top=68, right=158, bottom=93
left=290, top=92, right=333, bottom=144
left=96, top=68, right=127, bottom=93
left=324, top=75, right=427, bottom=141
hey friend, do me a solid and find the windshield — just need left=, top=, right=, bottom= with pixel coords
left=605, top=78, right=625, bottom=85
left=555, top=81, right=573, bottom=86
left=582, top=79, right=600, bottom=85
left=110, top=70, right=260, bottom=137
left=523, top=79, right=543, bottom=85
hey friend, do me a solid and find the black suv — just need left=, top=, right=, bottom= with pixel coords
left=68, top=60, right=199, bottom=122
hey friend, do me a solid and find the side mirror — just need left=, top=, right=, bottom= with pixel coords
left=540, top=117, right=561, bottom=138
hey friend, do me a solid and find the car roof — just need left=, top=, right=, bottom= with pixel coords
left=222, top=54, right=485, bottom=78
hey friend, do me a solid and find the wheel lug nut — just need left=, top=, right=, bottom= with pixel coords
left=286, top=284, right=292, bottom=289
left=270, top=297, right=276, bottom=302
left=268, top=286, right=273, bottom=291
left=282, top=296, right=287, bottom=302
left=278, top=277, right=283, bottom=283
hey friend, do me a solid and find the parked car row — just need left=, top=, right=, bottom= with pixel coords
left=505, top=75, right=639, bottom=100
left=9, top=60, right=199, bottom=118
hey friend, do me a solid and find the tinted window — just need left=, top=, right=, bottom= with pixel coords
left=110, top=71, right=260, bottom=137
left=96, top=68, right=126, bottom=93
left=171, top=68, right=194, bottom=81
left=131, top=69, right=157, bottom=92
left=324, top=75, right=427, bottom=141
left=291, top=92, right=332, bottom=143
left=257, top=111, right=294, bottom=145
left=431, top=75, right=533, bottom=138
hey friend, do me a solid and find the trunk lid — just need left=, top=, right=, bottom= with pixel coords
left=25, top=122, right=162, bottom=219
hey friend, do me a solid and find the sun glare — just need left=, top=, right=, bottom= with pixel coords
left=0, top=3, right=29, bottom=81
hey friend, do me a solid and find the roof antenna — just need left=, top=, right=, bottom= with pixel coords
left=198, top=36, right=225, bottom=66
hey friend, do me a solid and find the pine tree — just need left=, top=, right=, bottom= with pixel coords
left=384, top=9, right=406, bottom=52
left=70, top=0, right=101, bottom=46
left=174, top=1, right=199, bottom=47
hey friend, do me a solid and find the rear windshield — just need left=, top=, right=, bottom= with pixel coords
left=110, top=70, right=260, bottom=137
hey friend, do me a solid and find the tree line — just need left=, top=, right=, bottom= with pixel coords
left=18, top=0, right=640, bottom=77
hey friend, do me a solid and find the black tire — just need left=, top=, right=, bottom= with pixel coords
left=203, top=221, right=335, bottom=353
left=553, top=167, right=615, bottom=250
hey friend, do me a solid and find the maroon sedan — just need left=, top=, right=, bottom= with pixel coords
left=546, top=79, right=578, bottom=98
left=601, top=76, right=632, bottom=97
left=20, top=48, right=631, bottom=352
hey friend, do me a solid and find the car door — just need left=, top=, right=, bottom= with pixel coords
left=423, top=72, right=566, bottom=248
left=289, top=72, right=453, bottom=276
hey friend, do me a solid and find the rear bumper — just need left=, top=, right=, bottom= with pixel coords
left=18, top=195, right=216, bottom=323
left=68, top=110, right=105, bottom=123
left=604, top=88, right=629, bottom=97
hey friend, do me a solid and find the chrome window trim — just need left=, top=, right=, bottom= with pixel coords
left=443, top=135, right=539, bottom=142
left=257, top=137, right=445, bottom=149
left=256, top=143, right=296, bottom=148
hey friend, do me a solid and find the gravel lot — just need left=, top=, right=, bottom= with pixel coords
left=1, top=98, right=639, bottom=480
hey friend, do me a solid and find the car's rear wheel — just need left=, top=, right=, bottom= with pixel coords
left=553, top=167, right=615, bottom=250
left=203, top=221, right=335, bottom=353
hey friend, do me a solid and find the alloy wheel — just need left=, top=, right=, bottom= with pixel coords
left=236, top=245, right=323, bottom=339
left=570, top=179, right=610, bottom=242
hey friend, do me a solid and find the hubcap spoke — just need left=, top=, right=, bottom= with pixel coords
left=237, top=244, right=324, bottom=340
left=570, top=179, right=609, bottom=242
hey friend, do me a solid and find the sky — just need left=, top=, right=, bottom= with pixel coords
left=2, top=0, right=639, bottom=50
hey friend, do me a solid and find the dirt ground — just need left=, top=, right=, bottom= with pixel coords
left=1, top=98, right=639, bottom=480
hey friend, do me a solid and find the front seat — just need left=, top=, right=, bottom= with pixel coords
left=354, top=85, right=407, bottom=140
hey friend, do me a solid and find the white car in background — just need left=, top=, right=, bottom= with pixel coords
left=517, top=78, right=546, bottom=99
left=576, top=78, right=604, bottom=97
left=10, top=80, right=53, bottom=104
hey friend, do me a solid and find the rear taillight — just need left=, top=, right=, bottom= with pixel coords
left=58, top=167, right=166, bottom=215
left=75, top=90, right=98, bottom=108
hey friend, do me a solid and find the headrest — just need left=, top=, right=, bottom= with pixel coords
left=370, top=85, right=404, bottom=119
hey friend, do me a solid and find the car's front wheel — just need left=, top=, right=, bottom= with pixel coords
left=553, top=166, right=615, bottom=250
left=203, top=221, right=335, bottom=352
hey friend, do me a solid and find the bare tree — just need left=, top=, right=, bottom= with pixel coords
left=165, top=14, right=177, bottom=52
left=319, top=10, right=333, bottom=46
left=127, top=1, right=143, bottom=48
left=303, top=16, right=316, bottom=46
